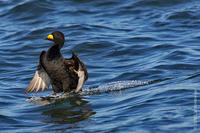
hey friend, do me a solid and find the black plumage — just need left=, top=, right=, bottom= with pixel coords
left=25, top=31, right=88, bottom=95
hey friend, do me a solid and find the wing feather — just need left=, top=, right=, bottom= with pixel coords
left=25, top=66, right=51, bottom=94
left=41, top=81, right=45, bottom=91
left=63, top=52, right=88, bottom=93
left=25, top=77, right=36, bottom=93
left=31, top=77, right=39, bottom=92
left=71, top=52, right=88, bottom=92
left=25, top=51, right=51, bottom=94
left=35, top=78, right=41, bottom=93
left=75, top=70, right=85, bottom=93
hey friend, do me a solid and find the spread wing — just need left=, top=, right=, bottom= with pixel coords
left=24, top=51, right=51, bottom=94
left=65, top=52, right=88, bottom=93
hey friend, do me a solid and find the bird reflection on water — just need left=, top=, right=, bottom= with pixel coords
left=40, top=95, right=95, bottom=126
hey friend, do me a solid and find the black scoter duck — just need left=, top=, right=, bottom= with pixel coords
left=24, top=31, right=88, bottom=95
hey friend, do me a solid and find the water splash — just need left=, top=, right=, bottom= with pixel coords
left=27, top=80, right=150, bottom=105
left=81, top=80, right=150, bottom=95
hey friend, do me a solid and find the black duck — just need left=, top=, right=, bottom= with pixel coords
left=24, top=31, right=88, bottom=95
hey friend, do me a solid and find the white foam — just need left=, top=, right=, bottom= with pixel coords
left=26, top=80, right=150, bottom=105
left=81, top=80, right=150, bottom=95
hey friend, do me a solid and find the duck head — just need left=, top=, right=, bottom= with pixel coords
left=45, top=31, right=65, bottom=48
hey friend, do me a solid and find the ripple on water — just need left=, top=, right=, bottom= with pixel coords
left=1, top=0, right=200, bottom=133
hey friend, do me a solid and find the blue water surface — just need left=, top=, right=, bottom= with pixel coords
left=0, top=0, right=200, bottom=132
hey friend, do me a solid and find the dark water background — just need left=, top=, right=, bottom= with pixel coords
left=1, top=0, right=200, bottom=132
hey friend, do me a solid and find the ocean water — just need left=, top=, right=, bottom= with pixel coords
left=0, top=0, right=200, bottom=132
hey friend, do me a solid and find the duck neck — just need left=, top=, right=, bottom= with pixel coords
left=47, top=43, right=62, bottom=60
